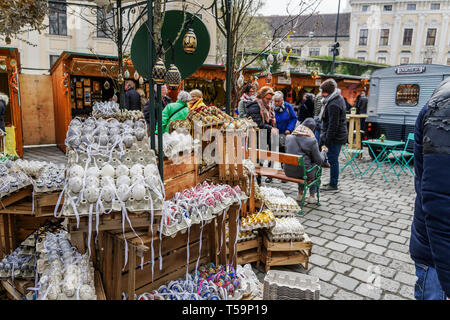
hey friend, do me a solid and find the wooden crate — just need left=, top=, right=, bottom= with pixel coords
left=227, top=237, right=262, bottom=267
left=261, top=235, right=313, bottom=272
left=0, top=190, right=62, bottom=217
left=163, top=153, right=199, bottom=200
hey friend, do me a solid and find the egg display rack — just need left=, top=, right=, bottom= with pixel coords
left=255, top=186, right=301, bottom=217
left=0, top=161, right=32, bottom=200
left=263, top=270, right=320, bottom=300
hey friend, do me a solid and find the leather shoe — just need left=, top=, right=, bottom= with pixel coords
left=321, top=184, right=338, bottom=192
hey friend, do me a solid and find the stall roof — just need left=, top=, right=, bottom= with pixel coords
left=271, top=71, right=369, bottom=81
left=0, top=47, right=21, bottom=71
left=49, top=51, right=118, bottom=74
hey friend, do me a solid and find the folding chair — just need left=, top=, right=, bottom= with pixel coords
left=390, top=133, right=415, bottom=176
left=340, top=144, right=364, bottom=177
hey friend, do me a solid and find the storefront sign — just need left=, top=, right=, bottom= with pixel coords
left=395, top=66, right=426, bottom=75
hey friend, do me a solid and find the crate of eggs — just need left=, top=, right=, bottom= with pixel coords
left=240, top=210, right=276, bottom=232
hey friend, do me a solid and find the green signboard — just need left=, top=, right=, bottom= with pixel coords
left=130, top=10, right=211, bottom=80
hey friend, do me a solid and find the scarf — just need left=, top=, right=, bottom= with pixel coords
left=273, top=101, right=285, bottom=114
left=256, top=98, right=273, bottom=124
left=319, top=89, right=340, bottom=121
left=292, top=124, right=315, bottom=139
left=240, top=93, right=254, bottom=104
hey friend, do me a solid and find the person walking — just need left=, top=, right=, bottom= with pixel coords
left=237, top=84, right=256, bottom=118
left=284, top=118, right=328, bottom=203
left=410, top=78, right=450, bottom=300
left=319, top=79, right=348, bottom=191
left=298, top=93, right=315, bottom=123
left=160, top=91, right=192, bottom=133
left=124, top=80, right=141, bottom=111
left=247, top=86, right=276, bottom=184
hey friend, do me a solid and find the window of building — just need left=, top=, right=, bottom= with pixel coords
left=423, top=57, right=433, bottom=64
left=97, top=7, right=115, bottom=38
left=447, top=57, right=450, bottom=66
left=362, top=5, right=370, bottom=12
left=407, top=3, right=416, bottom=10
left=357, top=56, right=366, bottom=61
left=403, top=29, right=413, bottom=46
left=291, top=48, right=302, bottom=56
left=396, top=84, right=419, bottom=106
left=49, top=55, right=59, bottom=68
left=400, top=57, right=410, bottom=65
left=49, top=0, right=67, bottom=35
left=309, top=48, right=320, bottom=56
left=379, top=29, right=390, bottom=46
left=359, top=29, right=368, bottom=46
left=431, top=3, right=440, bottom=10
left=377, top=57, right=387, bottom=64
left=426, top=28, right=437, bottom=46
left=383, top=5, right=392, bottom=11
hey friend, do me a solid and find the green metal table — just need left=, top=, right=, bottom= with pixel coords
left=362, top=139, right=405, bottom=183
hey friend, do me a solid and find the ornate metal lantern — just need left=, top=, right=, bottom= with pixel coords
left=183, top=28, right=197, bottom=54
left=152, top=58, right=166, bottom=85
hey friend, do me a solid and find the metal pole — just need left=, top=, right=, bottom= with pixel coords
left=117, top=0, right=125, bottom=108
left=156, top=85, right=163, bottom=179
left=147, top=0, right=156, bottom=150
left=330, top=0, right=341, bottom=75
left=225, top=0, right=233, bottom=115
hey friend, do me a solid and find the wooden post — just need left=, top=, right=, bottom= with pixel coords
left=127, top=245, right=136, bottom=300
left=228, top=205, right=238, bottom=269
left=217, top=213, right=227, bottom=265
left=3, top=215, right=10, bottom=254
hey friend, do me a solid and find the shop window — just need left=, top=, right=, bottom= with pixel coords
left=49, top=55, right=59, bottom=68
left=97, top=7, right=115, bottom=38
left=379, top=29, right=389, bottom=46
left=426, top=28, right=437, bottom=46
left=359, top=29, right=368, bottom=46
left=362, top=5, right=370, bottom=12
left=383, top=5, right=392, bottom=11
left=49, top=0, right=67, bottom=36
left=407, top=3, right=416, bottom=10
left=309, top=48, right=320, bottom=56
left=403, top=29, right=413, bottom=46
left=423, top=57, right=433, bottom=64
left=400, top=57, right=410, bottom=65
left=431, top=3, right=440, bottom=10
left=396, top=84, right=419, bottom=106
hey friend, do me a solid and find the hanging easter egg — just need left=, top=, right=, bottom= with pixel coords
left=266, top=71, right=272, bottom=84
left=134, top=70, right=140, bottom=80
left=237, top=73, right=244, bottom=88
left=139, top=76, right=144, bottom=85
left=117, top=73, right=124, bottom=85
left=152, top=58, right=166, bottom=85
left=164, top=64, right=181, bottom=90
left=183, top=28, right=197, bottom=54
left=267, top=53, right=274, bottom=66
left=104, top=80, right=110, bottom=90
left=124, top=69, right=130, bottom=79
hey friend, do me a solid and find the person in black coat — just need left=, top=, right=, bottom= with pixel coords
left=318, top=79, right=348, bottom=191
left=124, top=80, right=141, bottom=111
left=0, top=93, right=8, bottom=134
left=356, top=91, right=368, bottom=131
left=298, top=93, right=315, bottom=123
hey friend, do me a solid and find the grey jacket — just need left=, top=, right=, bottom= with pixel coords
left=284, top=129, right=326, bottom=180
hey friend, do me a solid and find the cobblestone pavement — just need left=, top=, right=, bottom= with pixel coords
left=251, top=152, right=417, bottom=300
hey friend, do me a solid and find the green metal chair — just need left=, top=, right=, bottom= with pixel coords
left=390, top=133, right=415, bottom=176
left=340, top=144, right=364, bottom=177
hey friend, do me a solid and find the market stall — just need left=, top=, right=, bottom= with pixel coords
left=0, top=47, right=23, bottom=158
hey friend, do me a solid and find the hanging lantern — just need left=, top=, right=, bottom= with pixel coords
left=267, top=53, right=274, bottom=66
left=124, top=69, right=130, bottom=79
left=237, top=73, right=245, bottom=88
left=276, top=52, right=283, bottom=64
left=139, top=77, right=144, bottom=85
left=152, top=58, right=166, bottom=85
left=117, top=73, right=124, bottom=85
left=134, top=71, right=139, bottom=81
left=164, top=64, right=181, bottom=89
left=182, top=28, right=197, bottom=54
left=104, top=80, right=110, bottom=90
left=5, top=36, right=11, bottom=45
left=266, top=71, right=272, bottom=84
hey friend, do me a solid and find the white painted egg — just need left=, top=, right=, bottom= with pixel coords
left=130, top=164, right=143, bottom=177
left=144, top=164, right=158, bottom=177
left=101, top=164, right=115, bottom=178
left=117, top=184, right=130, bottom=202
left=116, top=164, right=129, bottom=177
left=85, top=176, right=100, bottom=188
left=100, top=176, right=115, bottom=187
left=69, top=165, right=84, bottom=178
left=68, top=177, right=83, bottom=193
left=86, top=166, right=100, bottom=178
left=117, top=175, right=131, bottom=186
left=131, top=184, right=146, bottom=201
left=84, top=187, right=100, bottom=203
left=101, top=185, right=115, bottom=202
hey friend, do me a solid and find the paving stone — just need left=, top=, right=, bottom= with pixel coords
left=367, top=253, right=391, bottom=266
left=346, top=247, right=370, bottom=259
left=400, top=230, right=412, bottom=238
left=309, top=254, right=331, bottom=268
left=364, top=222, right=383, bottom=230
left=354, top=233, right=375, bottom=243
left=355, top=283, right=382, bottom=300
left=386, top=234, right=408, bottom=244
left=310, top=236, right=328, bottom=246
left=349, top=258, right=372, bottom=270
left=351, top=225, right=369, bottom=233
left=399, top=284, right=415, bottom=300
left=303, top=214, right=322, bottom=221
left=308, top=267, right=335, bottom=282
left=328, top=261, right=353, bottom=274
left=319, top=282, right=338, bottom=298
left=394, top=272, right=417, bottom=285
left=303, top=220, right=322, bottom=228
left=319, top=217, right=337, bottom=225
left=329, top=252, right=353, bottom=264
left=383, top=293, right=404, bottom=300
left=332, top=274, right=359, bottom=291
left=318, top=225, right=338, bottom=233
left=385, top=250, right=413, bottom=263
left=369, top=230, right=387, bottom=238
left=332, top=215, right=348, bottom=222
left=380, top=277, right=401, bottom=293
left=321, top=231, right=338, bottom=241
left=373, top=238, right=390, bottom=247
left=334, top=221, right=354, bottom=229
left=346, top=218, right=365, bottom=226
left=312, top=246, right=332, bottom=256
left=365, top=244, right=386, bottom=255
left=359, top=215, right=373, bottom=222
left=381, top=226, right=402, bottom=234
left=349, top=268, right=370, bottom=282
left=344, top=212, right=361, bottom=219
left=325, top=242, right=347, bottom=252
left=389, top=242, right=409, bottom=253
left=335, top=236, right=365, bottom=249
left=333, top=289, right=364, bottom=300
left=336, top=229, right=357, bottom=238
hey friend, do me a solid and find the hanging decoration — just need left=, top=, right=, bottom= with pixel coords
left=104, top=80, right=110, bottom=90
left=311, top=70, right=320, bottom=80
left=117, top=73, right=124, bottom=85
left=9, top=65, right=18, bottom=93
left=152, top=58, right=166, bottom=85
left=237, top=73, right=245, bottom=88
left=124, top=69, right=130, bottom=79
left=134, top=71, right=140, bottom=81
left=165, top=64, right=181, bottom=90
left=5, top=36, right=11, bottom=45
left=139, top=77, right=144, bottom=85
left=182, top=28, right=197, bottom=54
left=266, top=71, right=272, bottom=84
left=267, top=53, right=274, bottom=66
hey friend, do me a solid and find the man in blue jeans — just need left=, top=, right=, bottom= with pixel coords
left=318, top=79, right=348, bottom=191
left=410, top=78, right=450, bottom=300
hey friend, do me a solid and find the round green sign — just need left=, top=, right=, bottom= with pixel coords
left=131, top=10, right=211, bottom=80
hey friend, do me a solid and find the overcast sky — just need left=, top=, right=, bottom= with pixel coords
left=260, top=0, right=350, bottom=16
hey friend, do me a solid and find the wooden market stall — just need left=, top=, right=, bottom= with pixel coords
left=50, top=51, right=145, bottom=152
left=0, top=47, right=23, bottom=158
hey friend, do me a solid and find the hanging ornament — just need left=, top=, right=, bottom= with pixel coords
left=5, top=36, right=11, bottom=45
left=124, top=69, right=130, bottom=79
left=266, top=71, right=272, bottom=84
left=237, top=73, right=245, bottom=88
left=277, top=51, right=284, bottom=64
left=134, top=71, right=139, bottom=81
left=285, top=69, right=290, bottom=79
left=139, top=77, right=144, bottom=85
left=104, top=80, right=110, bottom=90
left=117, top=73, right=124, bottom=85
left=285, top=44, right=292, bottom=54
left=152, top=58, right=166, bottom=85
left=261, top=59, right=267, bottom=68
left=182, top=28, right=197, bottom=54
left=267, top=53, right=274, bottom=66
left=164, top=64, right=181, bottom=89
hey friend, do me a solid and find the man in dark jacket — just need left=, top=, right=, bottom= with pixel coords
left=356, top=91, right=368, bottom=131
left=410, top=78, right=450, bottom=300
left=124, top=80, right=141, bottom=111
left=298, top=93, right=315, bottom=123
left=318, top=79, right=348, bottom=191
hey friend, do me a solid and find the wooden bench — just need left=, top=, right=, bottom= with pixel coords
left=249, top=148, right=322, bottom=214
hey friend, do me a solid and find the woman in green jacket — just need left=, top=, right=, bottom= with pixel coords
left=160, top=91, right=192, bottom=133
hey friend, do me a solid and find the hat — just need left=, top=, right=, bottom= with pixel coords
left=301, top=118, right=316, bottom=131
left=320, top=79, right=337, bottom=95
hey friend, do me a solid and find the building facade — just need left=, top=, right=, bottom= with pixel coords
left=3, top=0, right=216, bottom=75
left=348, top=0, right=450, bottom=65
